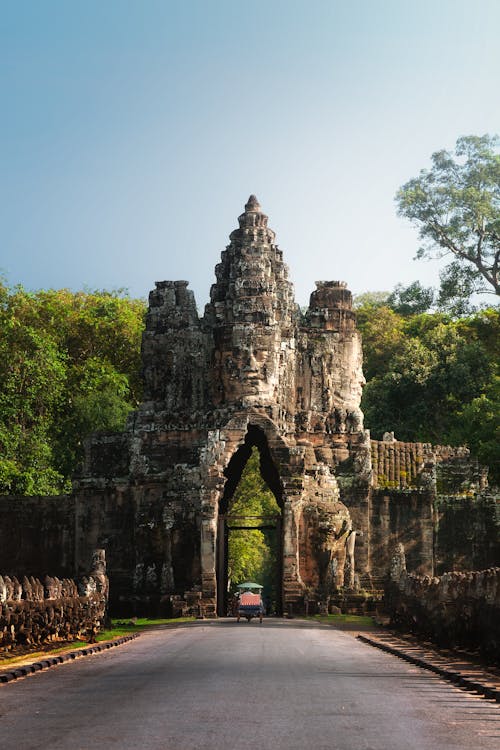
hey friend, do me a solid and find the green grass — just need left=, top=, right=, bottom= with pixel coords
left=96, top=616, right=197, bottom=641
left=306, top=614, right=376, bottom=627
left=110, top=616, right=195, bottom=629
left=0, top=617, right=196, bottom=668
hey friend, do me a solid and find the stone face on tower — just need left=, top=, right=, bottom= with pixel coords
left=74, top=196, right=376, bottom=615
left=205, top=195, right=298, bottom=418
left=136, top=196, right=365, bottom=435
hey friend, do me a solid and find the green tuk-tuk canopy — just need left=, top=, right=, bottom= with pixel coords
left=236, top=582, right=263, bottom=590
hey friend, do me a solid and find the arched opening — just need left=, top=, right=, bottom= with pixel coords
left=216, top=425, right=284, bottom=617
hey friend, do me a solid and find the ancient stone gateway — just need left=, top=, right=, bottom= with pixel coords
left=74, top=196, right=455, bottom=616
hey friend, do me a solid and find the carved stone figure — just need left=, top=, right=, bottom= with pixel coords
left=300, top=469, right=352, bottom=593
left=88, top=548, right=109, bottom=599
left=22, top=575, right=33, bottom=601
left=4, top=576, right=13, bottom=601
left=390, top=543, right=407, bottom=582
left=12, top=576, right=22, bottom=601
left=345, top=530, right=362, bottom=589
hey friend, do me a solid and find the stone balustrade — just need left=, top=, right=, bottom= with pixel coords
left=386, top=544, right=500, bottom=662
left=0, top=550, right=109, bottom=650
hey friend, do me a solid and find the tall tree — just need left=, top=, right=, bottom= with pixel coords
left=387, top=281, right=435, bottom=316
left=396, top=135, right=500, bottom=308
left=359, top=304, right=499, bottom=483
left=0, top=281, right=145, bottom=494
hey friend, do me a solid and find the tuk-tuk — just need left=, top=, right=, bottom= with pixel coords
left=235, top=582, right=264, bottom=623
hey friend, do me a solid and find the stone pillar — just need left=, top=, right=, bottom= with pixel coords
left=200, top=511, right=217, bottom=601
left=282, top=492, right=305, bottom=607
left=160, top=508, right=175, bottom=594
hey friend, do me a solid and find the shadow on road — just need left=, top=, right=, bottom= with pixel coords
left=154, top=617, right=378, bottom=634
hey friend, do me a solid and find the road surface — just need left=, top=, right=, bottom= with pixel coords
left=1, top=619, right=499, bottom=749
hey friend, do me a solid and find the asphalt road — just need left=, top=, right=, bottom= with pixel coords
left=1, top=619, right=500, bottom=750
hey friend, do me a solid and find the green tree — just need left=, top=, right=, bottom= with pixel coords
left=396, top=135, right=500, bottom=307
left=0, top=280, right=146, bottom=493
left=227, top=448, right=280, bottom=595
left=0, top=318, right=67, bottom=493
left=353, top=291, right=390, bottom=309
left=447, top=377, right=500, bottom=483
left=355, top=301, right=406, bottom=381
left=387, top=281, right=435, bottom=316
left=55, top=358, right=133, bottom=479
left=360, top=308, right=498, bottom=483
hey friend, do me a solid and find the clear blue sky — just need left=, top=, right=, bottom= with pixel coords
left=2, top=0, right=499, bottom=308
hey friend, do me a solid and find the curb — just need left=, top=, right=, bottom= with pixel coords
left=0, top=632, right=140, bottom=685
left=357, top=634, right=500, bottom=703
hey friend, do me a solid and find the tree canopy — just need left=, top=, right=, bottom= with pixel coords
left=1, top=277, right=497, bottom=495
left=356, top=294, right=499, bottom=484
left=396, top=134, right=500, bottom=312
left=0, top=281, right=145, bottom=494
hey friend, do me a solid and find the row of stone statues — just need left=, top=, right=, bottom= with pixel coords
left=296, top=407, right=363, bottom=434
left=0, top=550, right=109, bottom=604
left=392, top=565, right=500, bottom=605
left=0, top=575, right=78, bottom=603
left=0, top=550, right=109, bottom=649
left=387, top=543, right=500, bottom=659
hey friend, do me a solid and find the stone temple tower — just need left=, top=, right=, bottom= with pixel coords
left=205, top=194, right=297, bottom=420
left=75, top=196, right=373, bottom=615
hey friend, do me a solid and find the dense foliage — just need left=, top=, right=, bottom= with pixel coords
left=0, top=276, right=497, bottom=496
left=396, top=134, right=500, bottom=314
left=0, top=281, right=145, bottom=494
left=356, top=296, right=499, bottom=484
left=227, top=448, right=281, bottom=599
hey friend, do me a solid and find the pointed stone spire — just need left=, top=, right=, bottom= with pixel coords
left=206, top=195, right=295, bottom=329
left=245, top=194, right=261, bottom=212
left=235, top=195, right=271, bottom=233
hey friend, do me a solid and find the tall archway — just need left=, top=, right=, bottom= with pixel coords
left=216, top=425, right=284, bottom=616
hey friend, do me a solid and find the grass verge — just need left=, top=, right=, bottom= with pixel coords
left=0, top=617, right=196, bottom=668
left=306, top=614, right=376, bottom=628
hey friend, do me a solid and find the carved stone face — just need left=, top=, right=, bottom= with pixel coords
left=239, top=344, right=276, bottom=398
left=218, top=330, right=281, bottom=406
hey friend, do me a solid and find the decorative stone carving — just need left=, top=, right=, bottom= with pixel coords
left=0, top=553, right=109, bottom=648
left=88, top=548, right=109, bottom=598
left=390, top=543, right=407, bottom=582
left=345, top=530, right=362, bottom=590
left=386, top=565, right=500, bottom=660
left=73, top=197, right=372, bottom=613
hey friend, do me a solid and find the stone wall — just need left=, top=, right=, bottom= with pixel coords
left=371, top=438, right=487, bottom=492
left=368, top=436, right=497, bottom=584
left=435, top=493, right=500, bottom=574
left=73, top=487, right=200, bottom=616
left=0, top=495, right=75, bottom=577
left=386, top=545, right=500, bottom=662
left=371, top=439, right=434, bottom=490
left=369, top=490, right=435, bottom=581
